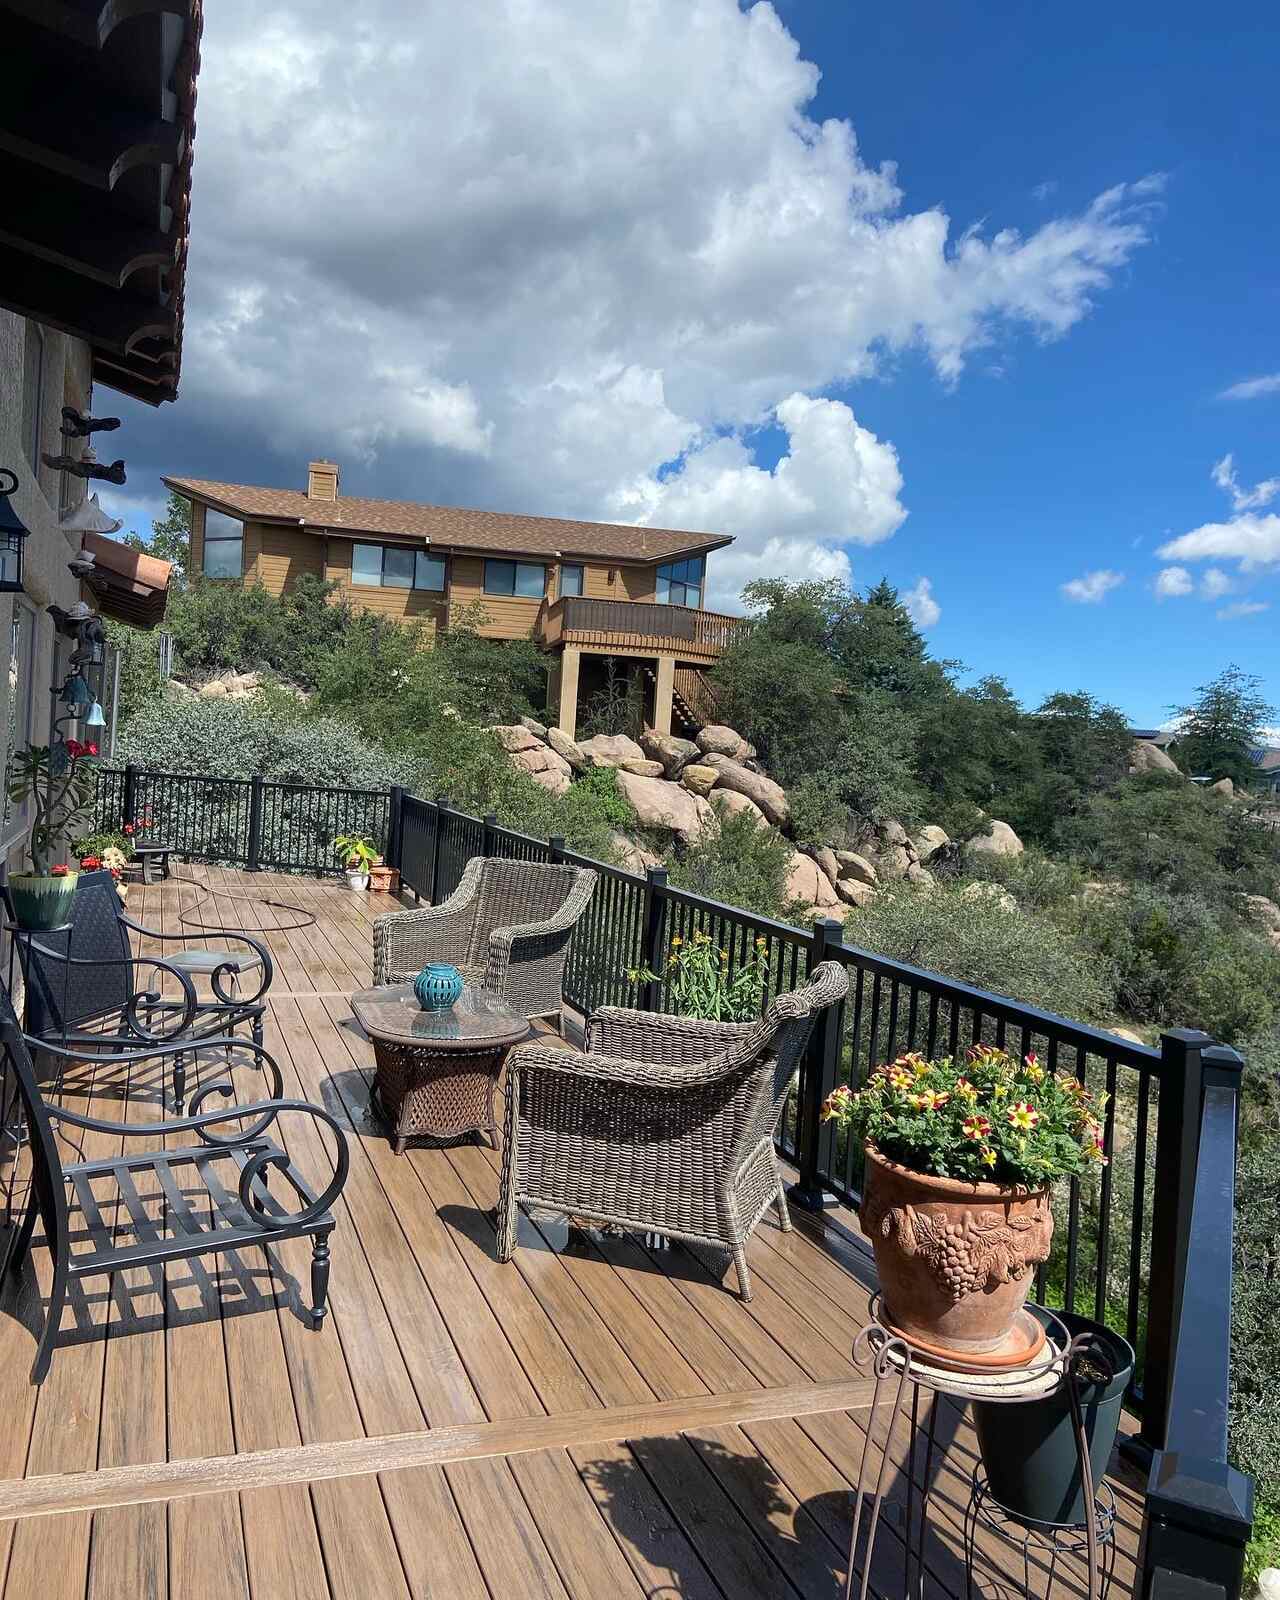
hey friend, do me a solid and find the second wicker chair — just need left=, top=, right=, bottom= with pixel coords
left=373, top=856, right=597, bottom=1021
left=496, top=959, right=850, bottom=1299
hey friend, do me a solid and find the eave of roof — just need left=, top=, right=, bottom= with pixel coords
left=0, top=0, right=202, bottom=405
left=81, top=529, right=172, bottom=627
left=163, top=476, right=734, bottom=565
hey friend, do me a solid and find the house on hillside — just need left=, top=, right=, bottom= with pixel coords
left=167, top=460, right=746, bottom=740
left=0, top=0, right=198, bottom=869
left=1249, top=746, right=1280, bottom=796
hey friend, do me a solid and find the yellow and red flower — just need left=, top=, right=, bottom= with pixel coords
left=962, top=1114, right=991, bottom=1140
left=980, top=1146, right=998, bottom=1168
left=954, top=1077, right=978, bottom=1103
left=1007, top=1101, right=1039, bottom=1131
left=910, top=1088, right=950, bottom=1112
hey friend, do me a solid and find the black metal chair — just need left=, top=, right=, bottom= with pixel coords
left=0, top=989, right=348, bottom=1384
left=10, top=869, right=274, bottom=1109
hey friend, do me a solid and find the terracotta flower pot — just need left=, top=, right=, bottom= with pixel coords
left=859, top=1145, right=1054, bottom=1364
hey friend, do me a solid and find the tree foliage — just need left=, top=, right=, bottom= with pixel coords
left=1172, top=664, right=1275, bottom=787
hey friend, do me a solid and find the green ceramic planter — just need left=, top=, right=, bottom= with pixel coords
left=973, top=1308, right=1134, bottom=1527
left=8, top=871, right=80, bottom=930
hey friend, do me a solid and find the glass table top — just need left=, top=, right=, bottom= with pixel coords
left=349, top=982, right=530, bottom=1047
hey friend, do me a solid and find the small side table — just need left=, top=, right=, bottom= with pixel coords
left=350, top=982, right=530, bottom=1153
left=844, top=1303, right=1116, bottom=1600
left=132, top=844, right=173, bottom=885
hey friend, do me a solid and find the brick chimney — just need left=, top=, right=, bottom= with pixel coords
left=307, top=459, right=340, bottom=500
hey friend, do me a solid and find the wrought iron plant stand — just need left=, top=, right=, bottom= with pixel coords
left=844, top=1301, right=1117, bottom=1600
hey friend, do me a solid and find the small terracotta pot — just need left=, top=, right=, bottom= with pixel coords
left=859, top=1146, right=1054, bottom=1361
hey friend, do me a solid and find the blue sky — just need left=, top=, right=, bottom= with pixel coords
left=105, top=0, right=1279, bottom=729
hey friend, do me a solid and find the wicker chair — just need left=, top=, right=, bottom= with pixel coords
left=496, top=959, right=849, bottom=1299
left=373, top=856, right=596, bottom=1020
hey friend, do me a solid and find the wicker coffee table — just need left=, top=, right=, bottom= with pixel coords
left=350, top=982, right=530, bottom=1153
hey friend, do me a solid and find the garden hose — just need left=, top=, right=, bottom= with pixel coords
left=168, top=869, right=319, bottom=934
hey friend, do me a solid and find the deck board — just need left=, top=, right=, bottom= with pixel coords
left=0, top=866, right=1145, bottom=1600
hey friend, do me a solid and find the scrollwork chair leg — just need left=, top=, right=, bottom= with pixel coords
left=310, top=1232, right=332, bottom=1330
left=172, top=1053, right=186, bottom=1116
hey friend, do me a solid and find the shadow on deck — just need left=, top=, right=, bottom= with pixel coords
left=0, top=867, right=1147, bottom=1600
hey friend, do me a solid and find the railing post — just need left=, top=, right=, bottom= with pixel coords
left=548, top=834, right=565, bottom=865
left=428, top=796, right=449, bottom=904
left=245, top=773, right=264, bottom=872
left=1138, top=1043, right=1254, bottom=1600
left=641, top=866, right=668, bottom=1012
left=1122, top=1028, right=1213, bottom=1461
left=482, top=812, right=497, bottom=859
left=121, top=761, right=138, bottom=829
left=789, top=917, right=844, bottom=1213
left=387, top=785, right=404, bottom=871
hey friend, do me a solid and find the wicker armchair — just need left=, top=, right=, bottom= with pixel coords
left=373, top=856, right=596, bottom=1020
left=496, top=959, right=849, bottom=1299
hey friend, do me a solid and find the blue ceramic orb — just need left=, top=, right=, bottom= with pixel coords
left=414, top=962, right=464, bottom=1011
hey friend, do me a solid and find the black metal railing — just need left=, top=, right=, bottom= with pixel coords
left=89, top=771, right=1254, bottom=1594
left=97, top=765, right=395, bottom=875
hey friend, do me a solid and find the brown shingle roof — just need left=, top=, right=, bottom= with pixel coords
left=164, top=476, right=733, bottom=565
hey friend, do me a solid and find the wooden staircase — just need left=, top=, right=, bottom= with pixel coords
left=642, top=664, right=721, bottom=734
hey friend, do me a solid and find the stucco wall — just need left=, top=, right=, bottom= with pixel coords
left=0, top=310, right=94, bottom=871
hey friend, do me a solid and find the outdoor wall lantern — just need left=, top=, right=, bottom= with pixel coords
left=0, top=468, right=33, bottom=594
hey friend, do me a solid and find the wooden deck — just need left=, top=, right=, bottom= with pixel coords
left=0, top=867, right=1147, bottom=1600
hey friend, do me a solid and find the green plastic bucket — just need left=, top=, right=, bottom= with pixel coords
left=972, top=1308, right=1134, bottom=1527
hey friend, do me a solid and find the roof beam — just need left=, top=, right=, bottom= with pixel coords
left=0, top=156, right=173, bottom=285
left=0, top=243, right=175, bottom=355
left=2, top=0, right=190, bottom=52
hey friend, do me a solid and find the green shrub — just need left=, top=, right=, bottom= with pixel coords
left=664, top=809, right=793, bottom=922
left=561, top=766, right=634, bottom=833
left=843, top=882, right=1113, bottom=1021
left=117, top=694, right=425, bottom=791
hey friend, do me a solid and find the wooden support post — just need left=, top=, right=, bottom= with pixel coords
left=556, top=647, right=581, bottom=741
left=653, top=655, right=675, bottom=737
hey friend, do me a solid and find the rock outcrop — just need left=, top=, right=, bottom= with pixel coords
left=964, top=819, right=1024, bottom=859
left=608, top=832, right=662, bottom=876
left=711, top=789, right=769, bottom=829
left=1210, top=776, right=1235, bottom=797
left=912, top=824, right=950, bottom=861
left=619, top=758, right=665, bottom=778
left=546, top=727, right=589, bottom=770
left=578, top=732, right=645, bottom=768
left=962, top=881, right=1017, bottom=913
left=835, top=851, right=878, bottom=888
left=615, top=770, right=715, bottom=842
left=200, top=669, right=264, bottom=701
left=639, top=730, right=700, bottom=778
left=696, top=724, right=751, bottom=760
left=489, top=723, right=542, bottom=753
left=785, top=849, right=840, bottom=913
left=1129, top=739, right=1181, bottom=776
left=680, top=763, right=718, bottom=797
left=702, top=753, right=790, bottom=827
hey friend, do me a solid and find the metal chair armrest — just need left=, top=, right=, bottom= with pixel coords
left=121, top=916, right=275, bottom=1003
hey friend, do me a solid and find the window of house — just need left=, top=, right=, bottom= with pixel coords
left=22, top=323, right=44, bottom=478
left=351, top=543, right=446, bottom=590
left=484, top=560, right=546, bottom=598
left=203, top=508, right=244, bottom=578
left=1, top=602, right=36, bottom=852
left=656, top=556, right=704, bottom=608
left=559, top=563, right=584, bottom=598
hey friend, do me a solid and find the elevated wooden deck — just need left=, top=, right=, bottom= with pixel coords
left=538, top=595, right=747, bottom=663
left=0, top=868, right=1146, bottom=1600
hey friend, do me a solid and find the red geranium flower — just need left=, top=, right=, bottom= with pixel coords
left=80, top=854, right=102, bottom=870
left=85, top=742, right=99, bottom=757
left=64, top=738, right=83, bottom=759
left=50, top=863, right=70, bottom=877
left=123, top=823, right=135, bottom=836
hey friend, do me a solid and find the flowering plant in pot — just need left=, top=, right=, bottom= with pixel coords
left=5, top=738, right=100, bottom=928
left=821, top=1045, right=1107, bottom=1369
left=333, top=833, right=377, bottom=891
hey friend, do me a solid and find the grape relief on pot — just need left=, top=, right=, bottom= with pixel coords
left=861, top=1195, right=1054, bottom=1302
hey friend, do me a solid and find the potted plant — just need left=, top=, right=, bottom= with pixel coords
left=972, top=1307, right=1134, bottom=1525
left=333, top=833, right=377, bottom=891
left=5, top=738, right=100, bottom=928
left=821, top=1044, right=1108, bottom=1369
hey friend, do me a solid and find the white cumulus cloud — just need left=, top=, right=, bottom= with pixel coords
left=1211, top=453, right=1280, bottom=512
left=1154, top=565, right=1193, bottom=597
left=1217, top=600, right=1270, bottom=620
left=1158, top=513, right=1280, bottom=571
left=114, top=0, right=1165, bottom=607
left=903, top=577, right=941, bottom=628
left=1219, top=373, right=1280, bottom=401
left=1061, top=569, right=1125, bottom=604
left=617, top=393, right=905, bottom=606
left=1199, top=567, right=1234, bottom=599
